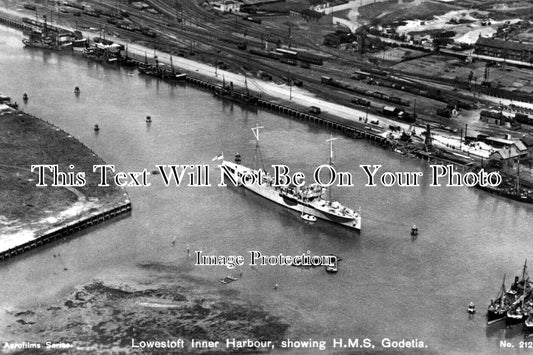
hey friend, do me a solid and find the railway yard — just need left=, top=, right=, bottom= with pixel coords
left=4, top=0, right=533, bottom=170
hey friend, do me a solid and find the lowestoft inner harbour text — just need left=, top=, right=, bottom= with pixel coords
left=30, top=163, right=502, bottom=188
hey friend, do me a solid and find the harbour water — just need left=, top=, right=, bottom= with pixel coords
left=1, top=25, right=533, bottom=353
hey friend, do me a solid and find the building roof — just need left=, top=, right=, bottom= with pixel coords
left=485, top=136, right=527, bottom=152
left=476, top=37, right=533, bottom=53
left=520, top=135, right=533, bottom=147
left=514, top=140, right=527, bottom=151
left=300, top=9, right=323, bottom=19
left=485, top=136, right=514, bottom=145
left=490, top=148, right=522, bottom=160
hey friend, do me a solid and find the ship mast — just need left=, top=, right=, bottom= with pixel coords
left=516, top=157, right=520, bottom=193
left=251, top=125, right=265, bottom=171
left=520, top=259, right=527, bottom=309
left=326, top=134, right=337, bottom=202
left=170, top=55, right=174, bottom=75
left=500, top=274, right=506, bottom=308
left=521, top=259, right=527, bottom=285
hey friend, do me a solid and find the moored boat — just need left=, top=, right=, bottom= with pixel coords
left=219, top=276, right=238, bottom=284
left=72, top=38, right=88, bottom=48
left=301, top=213, right=317, bottom=222
left=22, top=25, right=72, bottom=51
left=504, top=260, right=533, bottom=326
left=475, top=184, right=533, bottom=204
left=487, top=275, right=514, bottom=325
left=214, top=87, right=258, bottom=106
left=0, top=94, right=19, bottom=110
left=325, top=258, right=338, bottom=273
left=470, top=165, right=533, bottom=204
left=214, top=76, right=258, bottom=107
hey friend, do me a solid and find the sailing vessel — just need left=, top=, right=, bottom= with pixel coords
left=487, top=275, right=514, bottom=325
left=220, top=127, right=361, bottom=230
left=474, top=183, right=533, bottom=204
left=138, top=51, right=159, bottom=76
left=71, top=30, right=88, bottom=48
left=136, top=52, right=187, bottom=80
left=471, top=161, right=533, bottom=204
left=214, top=76, right=259, bottom=106
left=166, top=55, right=187, bottom=81
left=505, top=260, right=533, bottom=326
left=118, top=45, right=137, bottom=67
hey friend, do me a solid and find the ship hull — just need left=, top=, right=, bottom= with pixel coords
left=474, top=184, right=533, bottom=204
left=222, top=161, right=361, bottom=231
left=23, top=39, right=72, bottom=51
left=486, top=309, right=507, bottom=325
left=506, top=311, right=526, bottom=326
left=214, top=89, right=259, bottom=107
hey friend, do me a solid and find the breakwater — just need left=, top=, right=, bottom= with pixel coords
left=0, top=202, right=131, bottom=262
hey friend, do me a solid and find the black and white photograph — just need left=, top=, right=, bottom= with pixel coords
left=1, top=0, right=533, bottom=353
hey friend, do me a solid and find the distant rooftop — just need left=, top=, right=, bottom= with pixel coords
left=485, top=136, right=514, bottom=145
left=300, top=9, right=323, bottom=19
left=521, top=135, right=533, bottom=147
left=476, top=37, right=533, bottom=52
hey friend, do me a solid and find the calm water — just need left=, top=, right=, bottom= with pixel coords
left=1, top=25, right=532, bottom=354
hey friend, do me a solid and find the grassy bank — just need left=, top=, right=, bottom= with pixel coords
left=0, top=109, right=127, bottom=237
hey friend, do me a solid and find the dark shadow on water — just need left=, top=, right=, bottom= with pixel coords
left=486, top=319, right=529, bottom=344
